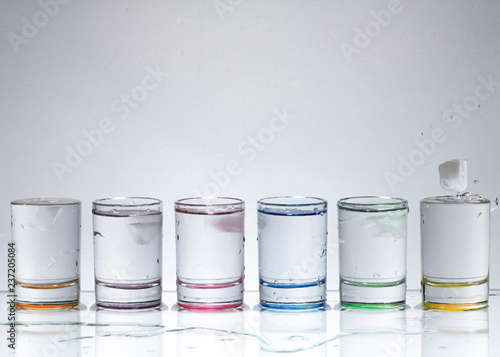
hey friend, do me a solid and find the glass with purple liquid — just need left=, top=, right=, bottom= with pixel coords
left=93, top=197, right=162, bottom=309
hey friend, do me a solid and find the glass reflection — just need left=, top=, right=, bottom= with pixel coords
left=95, top=307, right=163, bottom=356
left=176, top=306, right=245, bottom=356
left=16, top=307, right=81, bottom=357
left=340, top=307, right=409, bottom=357
left=259, top=307, right=327, bottom=356
left=421, top=308, right=489, bottom=356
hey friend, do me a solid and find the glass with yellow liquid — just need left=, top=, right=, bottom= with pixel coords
left=420, top=194, right=490, bottom=310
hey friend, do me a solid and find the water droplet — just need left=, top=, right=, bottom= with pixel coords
left=176, top=235, right=179, bottom=240
left=474, top=180, right=479, bottom=184
left=373, top=273, right=380, bottom=278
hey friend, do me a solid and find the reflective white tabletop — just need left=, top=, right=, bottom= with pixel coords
left=1, top=290, right=498, bottom=356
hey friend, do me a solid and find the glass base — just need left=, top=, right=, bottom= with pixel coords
left=177, top=278, right=243, bottom=309
left=422, top=278, right=488, bottom=311
left=95, top=279, right=161, bottom=309
left=15, top=279, right=79, bottom=309
left=259, top=279, right=326, bottom=310
left=340, top=278, right=406, bottom=308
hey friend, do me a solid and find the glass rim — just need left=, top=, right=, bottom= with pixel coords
left=92, top=197, right=162, bottom=207
left=175, top=196, right=244, bottom=207
left=257, top=196, right=327, bottom=207
left=337, top=196, right=408, bottom=212
left=420, top=194, right=490, bottom=205
left=11, top=197, right=81, bottom=206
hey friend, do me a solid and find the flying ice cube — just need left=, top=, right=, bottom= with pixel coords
left=438, top=159, right=468, bottom=192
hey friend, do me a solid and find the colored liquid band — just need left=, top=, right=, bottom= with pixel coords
left=260, top=302, right=325, bottom=310
left=422, top=278, right=489, bottom=311
left=177, top=302, right=243, bottom=310
left=340, top=302, right=406, bottom=310
left=96, top=301, right=162, bottom=310
left=340, top=278, right=406, bottom=309
left=257, top=210, right=327, bottom=217
left=15, top=279, right=79, bottom=310
left=95, top=279, right=162, bottom=309
left=340, top=278, right=406, bottom=288
left=177, top=278, right=244, bottom=290
left=177, top=277, right=244, bottom=310
left=422, top=302, right=488, bottom=311
left=422, top=277, right=488, bottom=288
left=16, top=302, right=79, bottom=310
left=16, top=279, right=79, bottom=290
left=260, top=278, right=326, bottom=289
left=259, top=278, right=326, bottom=310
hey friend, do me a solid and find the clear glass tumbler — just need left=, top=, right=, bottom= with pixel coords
left=338, top=196, right=408, bottom=308
left=11, top=198, right=81, bottom=309
left=175, top=197, right=245, bottom=309
left=420, top=194, right=490, bottom=310
left=93, top=197, right=162, bottom=309
left=258, top=196, right=328, bottom=309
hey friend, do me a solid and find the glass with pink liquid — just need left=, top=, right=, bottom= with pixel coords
left=175, top=197, right=245, bottom=309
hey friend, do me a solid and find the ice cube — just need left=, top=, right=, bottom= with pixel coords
left=35, top=207, right=63, bottom=231
left=127, top=215, right=161, bottom=245
left=438, top=159, right=468, bottom=192
left=205, top=212, right=244, bottom=233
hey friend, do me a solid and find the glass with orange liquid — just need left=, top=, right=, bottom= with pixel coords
left=11, top=198, right=81, bottom=308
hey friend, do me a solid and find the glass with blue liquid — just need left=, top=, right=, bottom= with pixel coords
left=258, top=196, right=328, bottom=309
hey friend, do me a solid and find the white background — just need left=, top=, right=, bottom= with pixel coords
left=0, top=0, right=499, bottom=293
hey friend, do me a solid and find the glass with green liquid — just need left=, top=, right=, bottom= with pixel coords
left=338, top=196, right=408, bottom=309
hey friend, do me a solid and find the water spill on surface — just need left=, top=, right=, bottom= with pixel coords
left=0, top=320, right=436, bottom=353
left=2, top=291, right=496, bottom=354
